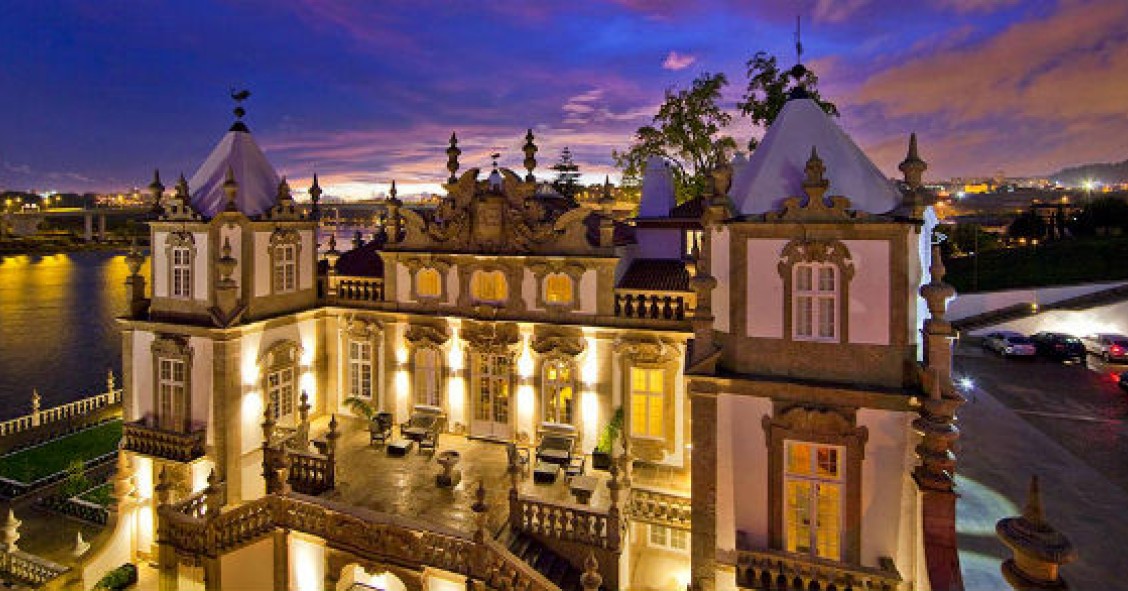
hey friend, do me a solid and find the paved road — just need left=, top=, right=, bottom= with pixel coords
left=955, top=344, right=1128, bottom=493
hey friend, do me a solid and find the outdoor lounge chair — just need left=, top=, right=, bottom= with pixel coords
left=535, top=422, right=577, bottom=467
left=369, top=412, right=394, bottom=446
left=400, top=404, right=445, bottom=452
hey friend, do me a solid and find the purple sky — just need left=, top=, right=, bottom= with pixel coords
left=1, top=0, right=1125, bottom=198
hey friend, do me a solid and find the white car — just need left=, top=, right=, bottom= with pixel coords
left=1082, top=333, right=1128, bottom=363
left=981, top=331, right=1037, bottom=357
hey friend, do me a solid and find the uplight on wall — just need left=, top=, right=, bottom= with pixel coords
left=448, top=376, right=466, bottom=428
left=582, top=337, right=599, bottom=386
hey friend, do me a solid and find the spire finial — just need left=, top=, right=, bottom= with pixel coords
left=230, top=88, right=250, bottom=120
left=795, top=15, right=803, bottom=66
left=523, top=128, right=538, bottom=183
left=899, top=132, right=928, bottom=190
left=389, top=180, right=399, bottom=202
left=1023, top=474, right=1045, bottom=525
left=446, top=132, right=461, bottom=184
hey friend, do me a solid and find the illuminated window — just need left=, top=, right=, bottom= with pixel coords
left=630, top=367, right=664, bottom=439
left=171, top=247, right=192, bottom=299
left=416, top=268, right=442, bottom=298
left=544, top=273, right=573, bottom=305
left=415, top=347, right=442, bottom=407
left=474, top=353, right=511, bottom=424
left=267, top=366, right=296, bottom=422
left=542, top=359, right=575, bottom=424
left=794, top=263, right=837, bottom=341
left=784, top=441, right=844, bottom=561
left=471, top=270, right=508, bottom=304
left=273, top=244, right=297, bottom=293
left=684, top=229, right=704, bottom=259
left=348, top=340, right=372, bottom=399
left=157, top=358, right=187, bottom=431
left=648, top=524, right=689, bottom=552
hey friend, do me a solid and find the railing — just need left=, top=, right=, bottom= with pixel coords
left=158, top=493, right=559, bottom=591
left=122, top=420, right=206, bottom=463
left=332, top=276, right=385, bottom=303
left=0, top=547, right=69, bottom=586
left=287, top=450, right=334, bottom=495
left=613, top=290, right=693, bottom=320
left=734, top=548, right=902, bottom=591
left=509, top=494, right=622, bottom=551
left=172, top=491, right=208, bottom=519
left=0, top=387, right=122, bottom=437
left=629, top=488, right=691, bottom=530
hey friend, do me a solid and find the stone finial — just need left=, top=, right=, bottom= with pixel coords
left=522, top=128, right=538, bottom=182
left=31, top=389, right=40, bottom=413
left=899, top=132, right=927, bottom=190
left=217, top=237, right=237, bottom=281
left=581, top=552, right=602, bottom=591
left=299, top=390, right=311, bottom=424
left=472, top=480, right=488, bottom=514
left=125, top=237, right=144, bottom=277
left=277, top=177, right=293, bottom=206
left=326, top=414, right=340, bottom=456
left=113, top=448, right=134, bottom=501
left=148, top=169, right=165, bottom=201
left=155, top=467, right=172, bottom=506
left=176, top=174, right=190, bottom=199
left=2, top=509, right=21, bottom=553
left=309, top=173, right=322, bottom=221
left=261, top=403, right=276, bottom=444
left=72, top=531, right=90, bottom=558
left=388, top=179, right=400, bottom=205
left=920, top=243, right=956, bottom=325
left=997, top=475, right=1076, bottom=590
left=204, top=468, right=223, bottom=517
left=446, top=132, right=462, bottom=184
left=803, top=146, right=828, bottom=192
left=222, top=166, right=239, bottom=212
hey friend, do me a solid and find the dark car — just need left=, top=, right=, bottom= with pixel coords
left=1120, top=371, right=1128, bottom=392
left=1030, top=332, right=1086, bottom=362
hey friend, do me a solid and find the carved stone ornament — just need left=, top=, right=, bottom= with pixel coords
left=404, top=321, right=451, bottom=347
left=776, top=239, right=856, bottom=282
left=768, top=147, right=863, bottom=222
left=530, top=327, right=586, bottom=357
left=344, top=317, right=383, bottom=340
left=763, top=405, right=867, bottom=446
left=460, top=320, right=520, bottom=353
left=615, top=334, right=680, bottom=365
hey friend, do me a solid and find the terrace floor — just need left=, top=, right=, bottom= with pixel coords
left=314, top=416, right=689, bottom=535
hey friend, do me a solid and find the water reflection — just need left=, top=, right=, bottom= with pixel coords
left=0, top=252, right=149, bottom=418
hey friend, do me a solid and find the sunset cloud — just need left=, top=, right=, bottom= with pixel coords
left=661, top=51, right=697, bottom=71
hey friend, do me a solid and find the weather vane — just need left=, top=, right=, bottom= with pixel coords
left=230, top=88, right=251, bottom=120
left=490, top=148, right=502, bottom=170
left=794, top=15, right=804, bottom=66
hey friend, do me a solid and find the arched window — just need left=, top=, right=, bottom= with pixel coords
left=414, top=346, right=442, bottom=407
left=544, top=273, right=573, bottom=305
left=416, top=268, right=442, bottom=299
left=471, top=270, right=508, bottom=304
left=171, top=247, right=192, bottom=299
left=793, top=263, right=838, bottom=341
left=542, top=359, right=575, bottom=424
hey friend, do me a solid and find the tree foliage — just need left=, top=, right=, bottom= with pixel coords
left=1008, top=211, right=1047, bottom=241
left=612, top=73, right=736, bottom=203
left=1069, top=196, right=1128, bottom=237
left=737, top=52, right=839, bottom=151
left=550, top=147, right=582, bottom=199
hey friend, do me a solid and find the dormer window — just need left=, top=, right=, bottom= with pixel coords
left=793, top=263, right=837, bottom=341
left=171, top=247, right=192, bottom=299
left=471, top=270, right=508, bottom=304
left=269, top=229, right=302, bottom=294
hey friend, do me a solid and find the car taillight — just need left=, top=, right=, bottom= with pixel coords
left=1113, top=345, right=1123, bottom=355
left=1055, top=344, right=1065, bottom=350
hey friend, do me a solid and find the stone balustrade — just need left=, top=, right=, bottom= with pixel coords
left=0, top=388, right=121, bottom=437
left=122, top=420, right=206, bottom=463
left=286, top=450, right=334, bottom=495
left=158, top=493, right=559, bottom=591
left=509, top=495, right=622, bottom=551
left=332, top=276, right=384, bottom=303
left=0, top=547, right=69, bottom=586
left=733, top=548, right=902, bottom=591
left=613, top=289, right=693, bottom=321
left=628, top=488, right=691, bottom=530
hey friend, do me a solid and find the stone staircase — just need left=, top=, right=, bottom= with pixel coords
left=495, top=526, right=586, bottom=591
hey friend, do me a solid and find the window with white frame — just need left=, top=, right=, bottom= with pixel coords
left=171, top=246, right=192, bottom=299
left=273, top=243, right=297, bottom=293
left=542, top=359, right=575, bottom=424
left=157, top=358, right=187, bottom=431
left=630, top=367, right=664, bottom=439
left=648, top=524, right=689, bottom=552
left=793, top=263, right=838, bottom=341
left=266, top=366, right=296, bottom=422
left=784, top=441, right=845, bottom=561
left=414, top=346, right=441, bottom=407
left=348, top=340, right=373, bottom=399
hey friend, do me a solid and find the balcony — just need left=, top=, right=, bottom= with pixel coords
left=613, top=289, right=694, bottom=321
left=122, top=419, right=206, bottom=463
left=733, top=547, right=902, bottom=591
left=330, top=275, right=384, bottom=304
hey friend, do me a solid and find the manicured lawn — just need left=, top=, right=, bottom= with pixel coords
left=78, top=483, right=114, bottom=506
left=945, top=237, right=1128, bottom=293
left=0, top=420, right=122, bottom=484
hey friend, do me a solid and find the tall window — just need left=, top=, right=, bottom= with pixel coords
left=267, top=366, right=296, bottom=422
left=648, top=524, right=689, bottom=552
left=471, top=270, right=508, bottom=304
left=474, top=354, right=511, bottom=423
left=784, top=441, right=844, bottom=561
left=171, top=247, right=192, bottom=299
left=273, top=244, right=297, bottom=293
left=415, top=347, right=441, bottom=407
left=542, top=359, right=575, bottom=424
left=417, top=268, right=442, bottom=298
left=157, top=358, right=187, bottom=431
left=630, top=367, right=664, bottom=439
left=794, top=263, right=837, bottom=341
left=348, top=340, right=372, bottom=399
left=544, top=274, right=573, bottom=305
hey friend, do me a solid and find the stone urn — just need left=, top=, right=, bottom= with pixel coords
left=436, top=450, right=461, bottom=487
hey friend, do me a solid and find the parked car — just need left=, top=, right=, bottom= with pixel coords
left=981, top=331, right=1037, bottom=358
left=1120, top=371, right=1128, bottom=392
left=1082, top=333, right=1128, bottom=363
left=1030, top=332, right=1086, bottom=362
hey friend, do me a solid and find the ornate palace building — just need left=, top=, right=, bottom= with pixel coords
left=69, top=82, right=965, bottom=591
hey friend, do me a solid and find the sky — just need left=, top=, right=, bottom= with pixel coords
left=1, top=0, right=1126, bottom=199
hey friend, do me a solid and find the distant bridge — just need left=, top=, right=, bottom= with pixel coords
left=0, top=206, right=151, bottom=241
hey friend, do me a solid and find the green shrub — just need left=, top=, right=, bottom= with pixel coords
left=596, top=407, right=623, bottom=453
left=95, top=563, right=137, bottom=590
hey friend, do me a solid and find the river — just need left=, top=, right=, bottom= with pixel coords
left=0, top=251, right=149, bottom=419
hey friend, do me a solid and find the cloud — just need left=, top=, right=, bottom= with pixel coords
left=932, top=0, right=1021, bottom=13
left=661, top=50, right=697, bottom=71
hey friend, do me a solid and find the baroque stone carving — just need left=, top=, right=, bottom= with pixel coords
left=768, top=147, right=863, bottom=222
left=530, top=327, right=586, bottom=357
left=614, top=334, right=680, bottom=365
left=404, top=321, right=451, bottom=347
left=461, top=320, right=520, bottom=353
left=776, top=239, right=855, bottom=281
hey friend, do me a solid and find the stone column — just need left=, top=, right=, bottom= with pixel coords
left=997, top=476, right=1076, bottom=590
left=98, top=213, right=106, bottom=241
left=30, top=390, right=41, bottom=427
left=84, top=212, right=93, bottom=243
left=689, top=379, right=718, bottom=591
left=214, top=338, right=242, bottom=503
left=274, top=529, right=290, bottom=591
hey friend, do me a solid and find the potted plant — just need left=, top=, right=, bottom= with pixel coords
left=592, top=406, right=623, bottom=471
left=343, top=396, right=377, bottom=421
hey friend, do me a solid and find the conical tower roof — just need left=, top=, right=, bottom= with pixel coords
left=188, top=122, right=280, bottom=218
left=731, top=98, right=901, bottom=215
left=637, top=156, right=676, bottom=218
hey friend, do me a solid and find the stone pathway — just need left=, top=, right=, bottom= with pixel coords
left=956, top=378, right=1128, bottom=589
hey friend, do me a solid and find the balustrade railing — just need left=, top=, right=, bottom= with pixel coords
left=629, top=488, right=691, bottom=530
left=0, top=388, right=121, bottom=437
left=613, top=290, right=692, bottom=320
left=734, top=548, right=902, bottom=591
left=286, top=450, right=334, bottom=495
left=509, top=494, right=622, bottom=551
left=0, top=547, right=69, bottom=586
left=158, top=493, right=559, bottom=591
left=122, top=420, right=206, bottom=463
left=332, top=276, right=384, bottom=303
